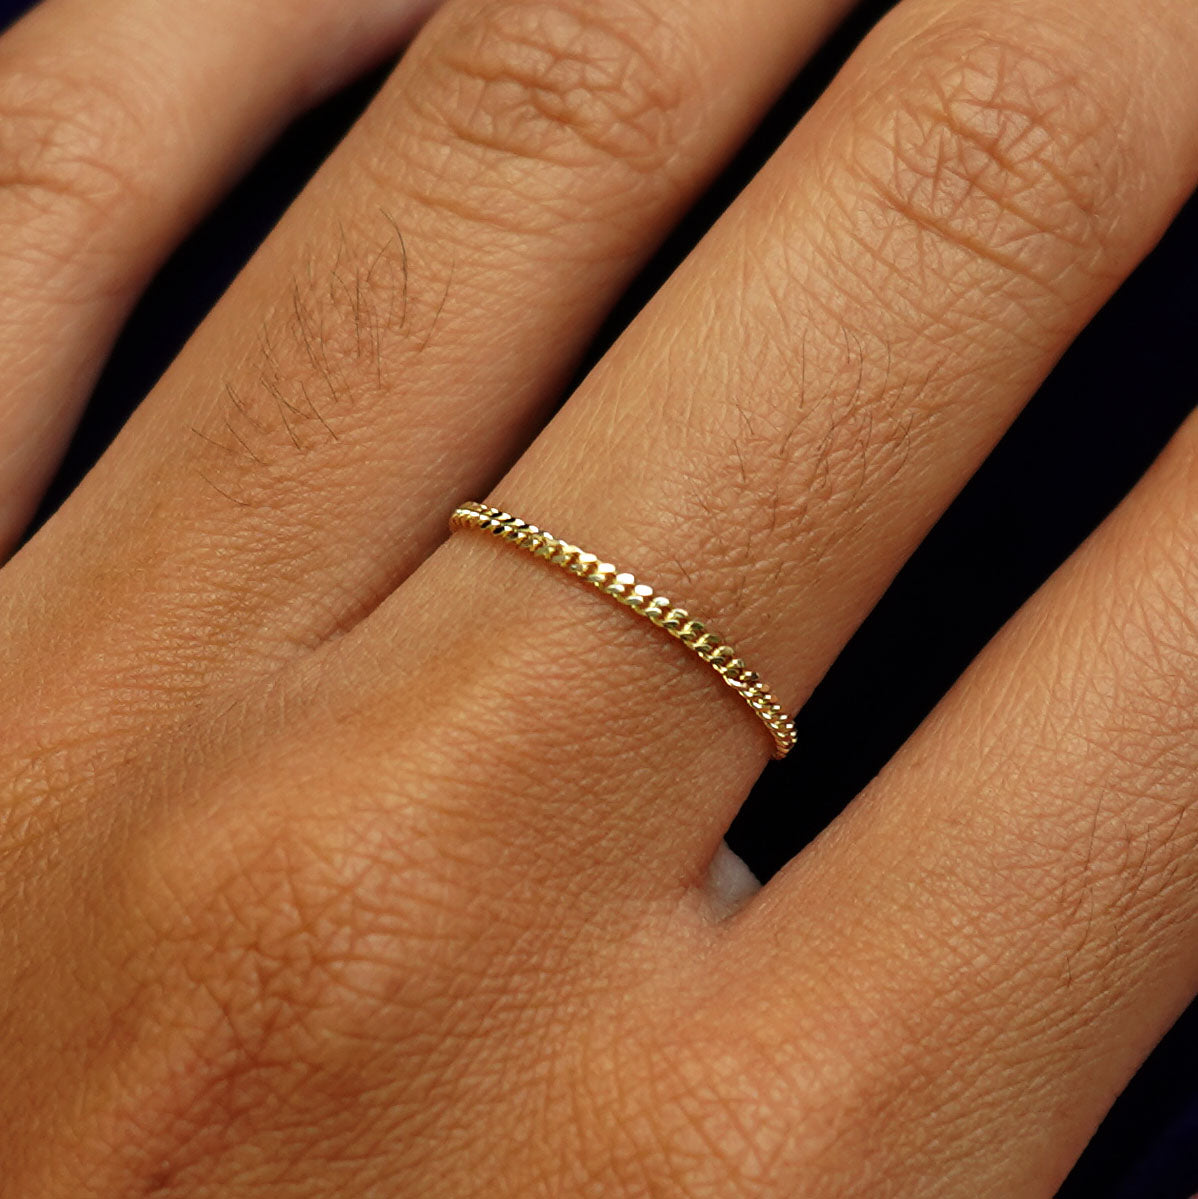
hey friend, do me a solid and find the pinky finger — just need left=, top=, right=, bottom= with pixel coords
left=0, top=0, right=440, bottom=554
left=732, top=403, right=1198, bottom=1193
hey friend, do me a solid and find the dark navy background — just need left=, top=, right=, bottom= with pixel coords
left=2, top=0, right=1195, bottom=1193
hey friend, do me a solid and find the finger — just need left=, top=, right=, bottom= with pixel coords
left=3, top=0, right=856, bottom=721
left=325, top=0, right=1198, bottom=893
left=0, top=0, right=442, bottom=552
left=721, top=402, right=1198, bottom=1194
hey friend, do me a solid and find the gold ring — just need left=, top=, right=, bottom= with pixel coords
left=448, top=502, right=797, bottom=759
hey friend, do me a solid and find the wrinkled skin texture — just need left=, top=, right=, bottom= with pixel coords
left=2, top=0, right=1198, bottom=1194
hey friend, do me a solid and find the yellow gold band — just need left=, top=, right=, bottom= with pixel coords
left=448, top=502, right=797, bottom=760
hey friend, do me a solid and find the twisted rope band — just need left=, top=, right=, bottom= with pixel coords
left=449, top=502, right=797, bottom=760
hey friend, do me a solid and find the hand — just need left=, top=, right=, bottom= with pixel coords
left=2, top=0, right=1197, bottom=1193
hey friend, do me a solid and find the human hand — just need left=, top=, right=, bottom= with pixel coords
left=2, top=0, right=1198, bottom=1194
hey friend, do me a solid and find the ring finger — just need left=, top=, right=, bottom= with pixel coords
left=320, top=0, right=1198, bottom=892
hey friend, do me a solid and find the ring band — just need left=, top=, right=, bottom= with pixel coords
left=449, top=502, right=797, bottom=759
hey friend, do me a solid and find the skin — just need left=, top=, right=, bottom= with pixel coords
left=1, top=0, right=1197, bottom=1192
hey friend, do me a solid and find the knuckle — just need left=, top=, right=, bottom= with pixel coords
left=101, top=754, right=639, bottom=1187
left=841, top=19, right=1135, bottom=297
left=110, top=796, right=475, bottom=1167
left=0, top=58, right=147, bottom=259
left=594, top=992, right=827, bottom=1198
left=644, top=1050, right=801, bottom=1195
left=152, top=809, right=449, bottom=1042
left=637, top=1011, right=910, bottom=1197
left=412, top=0, right=693, bottom=193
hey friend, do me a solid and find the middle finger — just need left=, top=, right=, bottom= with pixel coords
left=5, top=0, right=854, bottom=703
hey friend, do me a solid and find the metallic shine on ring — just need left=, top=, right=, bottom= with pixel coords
left=448, top=502, right=797, bottom=759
